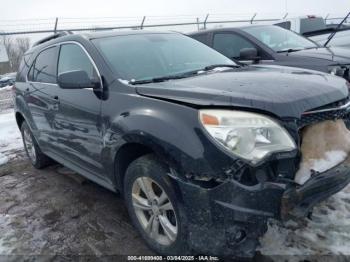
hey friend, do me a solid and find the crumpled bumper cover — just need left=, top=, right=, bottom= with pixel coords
left=171, top=161, right=350, bottom=257
left=281, top=161, right=350, bottom=220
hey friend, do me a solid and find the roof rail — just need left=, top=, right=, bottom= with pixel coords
left=32, top=31, right=73, bottom=47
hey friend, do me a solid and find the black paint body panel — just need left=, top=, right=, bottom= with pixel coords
left=13, top=31, right=350, bottom=257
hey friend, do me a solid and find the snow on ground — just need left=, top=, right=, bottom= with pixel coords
left=259, top=184, right=350, bottom=258
left=0, top=109, right=23, bottom=166
left=0, top=85, right=14, bottom=92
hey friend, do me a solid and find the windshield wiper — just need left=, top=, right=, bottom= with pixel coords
left=202, top=64, right=241, bottom=71
left=276, top=48, right=304, bottom=53
left=129, top=70, right=199, bottom=85
left=324, top=11, right=350, bottom=47
left=129, top=64, right=240, bottom=85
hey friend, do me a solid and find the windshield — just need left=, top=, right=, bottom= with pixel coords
left=93, top=33, right=235, bottom=82
left=242, top=26, right=318, bottom=52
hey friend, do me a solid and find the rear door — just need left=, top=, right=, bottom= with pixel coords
left=25, top=45, right=61, bottom=150
left=54, top=42, right=104, bottom=177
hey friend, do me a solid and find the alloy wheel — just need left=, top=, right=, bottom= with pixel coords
left=131, top=176, right=178, bottom=246
left=23, top=127, right=36, bottom=163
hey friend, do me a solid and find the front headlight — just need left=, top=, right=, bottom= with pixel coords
left=199, top=110, right=296, bottom=164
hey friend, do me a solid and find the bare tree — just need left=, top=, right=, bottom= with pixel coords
left=0, top=35, right=30, bottom=73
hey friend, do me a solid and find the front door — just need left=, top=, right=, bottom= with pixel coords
left=54, top=43, right=104, bottom=177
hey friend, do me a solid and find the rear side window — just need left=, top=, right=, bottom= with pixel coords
left=58, top=44, right=97, bottom=79
left=17, top=53, right=32, bottom=82
left=28, top=46, right=58, bottom=83
left=213, top=33, right=255, bottom=59
left=191, top=34, right=208, bottom=45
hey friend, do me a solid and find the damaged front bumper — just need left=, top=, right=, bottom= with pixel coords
left=170, top=161, right=350, bottom=257
left=281, top=161, right=350, bottom=220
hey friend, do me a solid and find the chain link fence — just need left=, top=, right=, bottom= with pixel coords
left=0, top=13, right=347, bottom=36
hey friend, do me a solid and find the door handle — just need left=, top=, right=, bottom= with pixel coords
left=53, top=96, right=60, bottom=104
left=51, top=96, right=60, bottom=111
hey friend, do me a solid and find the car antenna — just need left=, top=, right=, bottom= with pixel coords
left=324, top=11, right=350, bottom=47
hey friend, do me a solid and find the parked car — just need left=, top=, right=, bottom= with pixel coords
left=189, top=25, right=350, bottom=81
left=15, top=31, right=350, bottom=257
left=0, top=74, right=15, bottom=87
left=273, top=15, right=350, bottom=48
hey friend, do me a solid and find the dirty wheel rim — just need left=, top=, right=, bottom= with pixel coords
left=132, top=176, right=178, bottom=246
left=23, top=127, right=36, bottom=163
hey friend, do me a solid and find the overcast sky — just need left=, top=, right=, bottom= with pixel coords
left=0, top=0, right=349, bottom=43
left=0, top=0, right=348, bottom=20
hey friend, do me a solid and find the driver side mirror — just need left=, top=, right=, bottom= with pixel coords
left=58, top=70, right=100, bottom=89
left=239, top=48, right=260, bottom=62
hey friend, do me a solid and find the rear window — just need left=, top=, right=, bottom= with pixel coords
left=300, top=18, right=326, bottom=34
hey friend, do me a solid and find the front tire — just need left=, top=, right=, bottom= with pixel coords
left=124, top=154, right=189, bottom=255
left=21, top=121, right=52, bottom=169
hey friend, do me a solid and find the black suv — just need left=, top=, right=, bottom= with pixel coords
left=189, top=25, right=350, bottom=82
left=14, top=31, right=350, bottom=257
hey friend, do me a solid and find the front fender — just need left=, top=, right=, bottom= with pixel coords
left=102, top=104, right=207, bottom=179
left=100, top=92, right=246, bottom=190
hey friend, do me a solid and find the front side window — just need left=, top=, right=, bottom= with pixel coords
left=58, top=44, right=98, bottom=79
left=275, top=21, right=291, bottom=30
left=213, top=33, right=256, bottom=59
left=93, top=33, right=234, bottom=82
left=191, top=34, right=208, bottom=45
left=29, top=46, right=58, bottom=83
left=242, top=25, right=318, bottom=52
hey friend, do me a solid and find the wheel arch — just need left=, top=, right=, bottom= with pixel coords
left=15, top=111, right=25, bottom=129
left=114, top=142, right=154, bottom=193
left=113, top=140, right=185, bottom=195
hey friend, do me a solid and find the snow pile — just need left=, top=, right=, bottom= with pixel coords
left=0, top=214, right=17, bottom=254
left=259, top=184, right=350, bottom=257
left=0, top=155, right=8, bottom=166
left=295, top=120, right=350, bottom=184
left=311, top=150, right=347, bottom=173
left=0, top=110, right=23, bottom=165
left=0, top=85, right=13, bottom=92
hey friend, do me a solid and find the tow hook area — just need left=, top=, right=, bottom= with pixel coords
left=281, top=162, right=350, bottom=220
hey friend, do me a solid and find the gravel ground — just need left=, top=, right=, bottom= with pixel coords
left=0, top=158, right=349, bottom=262
left=0, top=159, right=154, bottom=261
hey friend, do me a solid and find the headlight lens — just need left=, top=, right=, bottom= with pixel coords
left=199, top=110, right=296, bottom=164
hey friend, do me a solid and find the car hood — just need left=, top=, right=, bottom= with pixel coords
left=135, top=66, right=348, bottom=119
left=288, top=47, right=350, bottom=64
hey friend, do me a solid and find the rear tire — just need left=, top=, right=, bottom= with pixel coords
left=124, top=154, right=190, bottom=255
left=21, top=121, right=52, bottom=169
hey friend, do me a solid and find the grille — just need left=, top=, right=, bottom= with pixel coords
left=298, top=101, right=350, bottom=128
